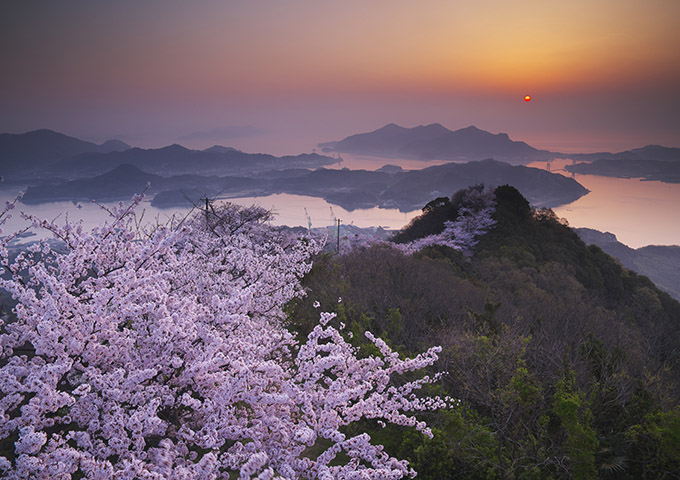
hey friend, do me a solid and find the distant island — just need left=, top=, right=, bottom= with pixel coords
left=0, top=129, right=131, bottom=177
left=4, top=128, right=588, bottom=212
left=8, top=125, right=680, bottom=214
left=318, top=123, right=556, bottom=165
left=20, top=158, right=589, bottom=212
left=0, top=129, right=340, bottom=182
left=566, top=159, right=680, bottom=183
left=47, top=145, right=339, bottom=179
left=566, top=144, right=680, bottom=163
left=319, top=123, right=680, bottom=168
left=266, top=158, right=587, bottom=211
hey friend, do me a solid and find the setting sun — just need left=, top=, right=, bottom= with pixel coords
left=524, top=95, right=532, bottom=101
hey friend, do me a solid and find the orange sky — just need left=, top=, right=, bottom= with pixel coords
left=1, top=0, right=678, bottom=153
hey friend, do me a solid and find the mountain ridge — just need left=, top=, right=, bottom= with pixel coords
left=21, top=159, right=590, bottom=213
left=0, top=129, right=131, bottom=176
left=46, top=147, right=339, bottom=179
left=319, top=123, right=555, bottom=164
left=319, top=123, right=680, bottom=165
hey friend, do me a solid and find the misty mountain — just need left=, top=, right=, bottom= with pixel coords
left=21, top=164, right=267, bottom=205
left=0, top=129, right=131, bottom=177
left=0, top=129, right=338, bottom=183
left=20, top=159, right=589, bottom=213
left=47, top=144, right=340, bottom=178
left=319, top=123, right=555, bottom=164
left=576, top=227, right=680, bottom=300
left=203, top=145, right=240, bottom=154
left=565, top=159, right=680, bottom=183
left=99, top=139, right=133, bottom=153
left=377, top=159, right=589, bottom=211
left=319, top=123, right=450, bottom=156
left=375, top=164, right=404, bottom=174
left=568, top=144, right=680, bottom=163
left=21, top=164, right=165, bottom=204
left=254, top=159, right=587, bottom=211
left=148, top=174, right=267, bottom=208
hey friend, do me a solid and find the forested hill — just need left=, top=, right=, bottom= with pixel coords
left=290, top=185, right=680, bottom=479
left=576, top=227, right=680, bottom=301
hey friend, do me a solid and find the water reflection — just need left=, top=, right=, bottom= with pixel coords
left=528, top=159, right=680, bottom=248
left=0, top=187, right=197, bottom=244
left=225, top=193, right=416, bottom=230
left=0, top=188, right=418, bottom=244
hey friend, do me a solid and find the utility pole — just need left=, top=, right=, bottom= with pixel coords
left=202, top=197, right=210, bottom=223
left=336, top=218, right=341, bottom=253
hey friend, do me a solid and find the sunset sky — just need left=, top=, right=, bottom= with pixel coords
left=2, top=0, right=679, bottom=154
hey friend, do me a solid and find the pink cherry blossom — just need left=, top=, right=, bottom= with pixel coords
left=0, top=196, right=450, bottom=479
left=397, top=187, right=496, bottom=254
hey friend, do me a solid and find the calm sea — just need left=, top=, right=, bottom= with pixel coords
left=527, top=159, right=680, bottom=249
left=1, top=155, right=678, bottom=248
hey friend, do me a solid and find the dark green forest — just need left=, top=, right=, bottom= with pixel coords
left=289, top=185, right=680, bottom=479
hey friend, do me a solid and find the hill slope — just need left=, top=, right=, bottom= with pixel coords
left=291, top=185, right=680, bottom=479
left=576, top=227, right=680, bottom=300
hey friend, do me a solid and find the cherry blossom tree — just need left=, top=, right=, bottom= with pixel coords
left=0, top=196, right=448, bottom=479
left=396, top=187, right=496, bottom=254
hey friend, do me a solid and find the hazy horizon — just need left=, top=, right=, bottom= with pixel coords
left=2, top=1, right=679, bottom=249
left=2, top=1, right=679, bottom=156
left=3, top=119, right=678, bottom=159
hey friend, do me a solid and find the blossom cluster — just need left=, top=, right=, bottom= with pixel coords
left=397, top=187, right=496, bottom=254
left=0, top=196, right=448, bottom=479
